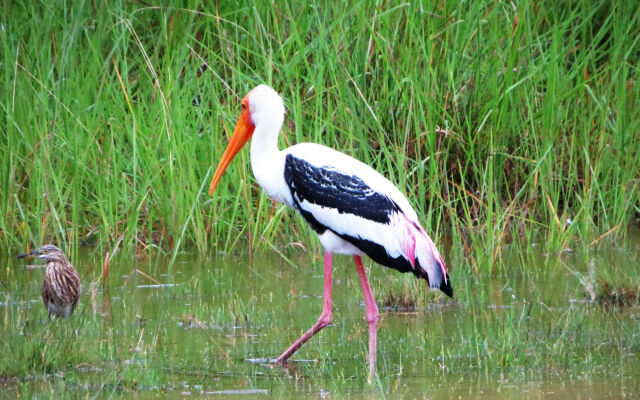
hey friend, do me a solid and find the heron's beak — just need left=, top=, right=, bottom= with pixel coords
left=209, top=97, right=255, bottom=196
left=17, top=249, right=41, bottom=259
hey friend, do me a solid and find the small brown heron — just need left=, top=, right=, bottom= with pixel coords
left=18, top=244, right=81, bottom=319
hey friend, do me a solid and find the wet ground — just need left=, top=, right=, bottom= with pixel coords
left=1, top=238, right=639, bottom=398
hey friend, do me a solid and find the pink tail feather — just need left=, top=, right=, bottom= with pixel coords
left=397, top=214, right=452, bottom=296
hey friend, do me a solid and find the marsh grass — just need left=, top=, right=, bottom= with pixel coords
left=1, top=244, right=639, bottom=397
left=1, top=0, right=638, bottom=270
left=1, top=1, right=640, bottom=396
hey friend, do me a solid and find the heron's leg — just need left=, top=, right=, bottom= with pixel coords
left=275, top=251, right=333, bottom=363
left=353, top=255, right=379, bottom=379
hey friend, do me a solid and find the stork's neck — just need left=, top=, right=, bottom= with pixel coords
left=250, top=117, right=282, bottom=166
left=249, top=116, right=290, bottom=204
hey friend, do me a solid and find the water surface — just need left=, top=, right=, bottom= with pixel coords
left=1, top=239, right=639, bottom=398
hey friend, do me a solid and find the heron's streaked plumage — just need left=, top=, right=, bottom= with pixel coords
left=18, top=244, right=81, bottom=319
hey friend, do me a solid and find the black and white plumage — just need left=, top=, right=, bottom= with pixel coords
left=209, top=84, right=452, bottom=376
left=283, top=150, right=452, bottom=295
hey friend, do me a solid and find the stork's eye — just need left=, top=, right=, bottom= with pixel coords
left=241, top=103, right=247, bottom=110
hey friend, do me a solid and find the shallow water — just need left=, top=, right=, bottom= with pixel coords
left=1, top=237, right=639, bottom=398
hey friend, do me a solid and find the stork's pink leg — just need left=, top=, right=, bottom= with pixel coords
left=275, top=251, right=333, bottom=364
left=354, top=255, right=379, bottom=378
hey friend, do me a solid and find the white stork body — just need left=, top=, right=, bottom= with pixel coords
left=209, top=84, right=452, bottom=377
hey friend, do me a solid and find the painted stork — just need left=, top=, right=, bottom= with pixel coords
left=209, top=84, right=452, bottom=376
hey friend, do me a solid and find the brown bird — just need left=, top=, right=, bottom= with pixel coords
left=18, top=244, right=81, bottom=319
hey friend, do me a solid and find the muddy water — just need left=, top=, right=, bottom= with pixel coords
left=1, top=239, right=639, bottom=398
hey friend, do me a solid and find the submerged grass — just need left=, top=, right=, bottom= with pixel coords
left=0, top=247, right=639, bottom=398
left=1, top=1, right=640, bottom=396
left=0, top=0, right=638, bottom=269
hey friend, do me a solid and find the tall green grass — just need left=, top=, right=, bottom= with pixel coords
left=1, top=0, right=639, bottom=272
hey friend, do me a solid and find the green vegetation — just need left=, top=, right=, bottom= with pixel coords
left=1, top=0, right=638, bottom=265
left=1, top=1, right=639, bottom=397
left=1, top=250, right=639, bottom=398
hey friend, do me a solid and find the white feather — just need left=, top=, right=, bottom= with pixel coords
left=245, top=84, right=447, bottom=287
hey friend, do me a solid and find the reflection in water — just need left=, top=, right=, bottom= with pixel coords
left=3, top=291, right=8, bottom=328
left=0, top=241, right=639, bottom=398
left=101, top=283, right=113, bottom=325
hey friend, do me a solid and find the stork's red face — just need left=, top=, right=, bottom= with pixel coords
left=208, top=95, right=255, bottom=195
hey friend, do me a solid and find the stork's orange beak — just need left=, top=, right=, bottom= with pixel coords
left=209, top=96, right=255, bottom=195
